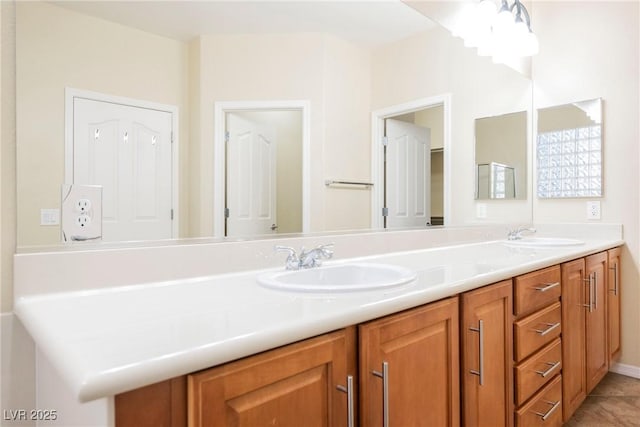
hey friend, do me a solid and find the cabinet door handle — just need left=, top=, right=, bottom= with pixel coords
left=593, top=272, right=598, bottom=310
left=372, top=362, right=389, bottom=427
left=336, top=375, right=354, bottom=427
left=583, top=273, right=594, bottom=312
left=533, top=399, right=561, bottom=421
left=469, top=319, right=484, bottom=386
left=534, top=361, right=561, bottom=378
left=533, top=282, right=560, bottom=292
left=533, top=322, right=560, bottom=336
left=609, top=263, right=618, bottom=295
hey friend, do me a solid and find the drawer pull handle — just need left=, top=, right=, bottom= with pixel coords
left=535, top=361, right=561, bottom=378
left=533, top=322, right=560, bottom=336
left=372, top=362, right=389, bottom=427
left=533, top=282, right=560, bottom=292
left=609, top=263, right=618, bottom=295
left=469, top=320, right=484, bottom=386
left=533, top=399, right=561, bottom=421
left=336, top=375, right=354, bottom=427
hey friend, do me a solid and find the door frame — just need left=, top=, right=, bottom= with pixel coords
left=370, top=94, right=452, bottom=229
left=64, top=87, right=180, bottom=238
left=214, top=100, right=311, bottom=238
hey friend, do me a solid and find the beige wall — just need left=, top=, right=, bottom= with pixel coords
left=532, top=1, right=640, bottom=368
left=372, top=25, right=533, bottom=225
left=538, top=103, right=596, bottom=133
left=415, top=106, right=444, bottom=150
left=15, top=2, right=190, bottom=246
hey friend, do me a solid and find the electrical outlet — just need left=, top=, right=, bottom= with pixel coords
left=76, top=198, right=92, bottom=213
left=476, top=203, right=487, bottom=219
left=586, top=201, right=601, bottom=220
left=61, top=184, right=102, bottom=243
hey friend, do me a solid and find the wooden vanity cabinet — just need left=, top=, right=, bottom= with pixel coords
left=461, top=280, right=514, bottom=427
left=188, top=327, right=356, bottom=427
left=561, top=251, right=610, bottom=422
left=359, top=296, right=460, bottom=427
left=512, top=266, right=563, bottom=427
left=607, top=247, right=622, bottom=362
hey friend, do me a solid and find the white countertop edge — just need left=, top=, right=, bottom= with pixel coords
left=15, top=238, right=625, bottom=402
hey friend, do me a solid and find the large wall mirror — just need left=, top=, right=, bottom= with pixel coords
left=15, top=1, right=533, bottom=249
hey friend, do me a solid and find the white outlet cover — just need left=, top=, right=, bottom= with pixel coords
left=586, top=200, right=601, bottom=220
left=476, top=203, right=487, bottom=219
left=61, top=184, right=103, bottom=243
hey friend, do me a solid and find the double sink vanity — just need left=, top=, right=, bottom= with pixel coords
left=14, top=225, right=623, bottom=426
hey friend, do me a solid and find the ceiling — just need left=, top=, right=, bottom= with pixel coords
left=50, top=1, right=437, bottom=48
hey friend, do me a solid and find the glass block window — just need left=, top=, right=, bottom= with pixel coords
left=537, top=124, right=602, bottom=198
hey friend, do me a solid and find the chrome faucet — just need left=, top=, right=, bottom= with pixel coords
left=507, top=226, right=537, bottom=241
left=275, top=243, right=334, bottom=270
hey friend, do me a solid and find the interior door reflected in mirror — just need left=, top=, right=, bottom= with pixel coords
left=536, top=98, right=603, bottom=198
left=475, top=111, right=528, bottom=200
left=225, top=110, right=303, bottom=238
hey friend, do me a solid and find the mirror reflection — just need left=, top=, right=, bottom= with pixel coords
left=536, top=98, right=603, bottom=198
left=16, top=1, right=533, bottom=249
left=475, top=111, right=528, bottom=200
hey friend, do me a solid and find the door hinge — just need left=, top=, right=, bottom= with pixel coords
left=382, top=207, right=389, bottom=217
left=170, top=209, right=174, bottom=220
left=382, top=136, right=388, bottom=146
left=224, top=207, right=230, bottom=218
left=225, top=131, right=230, bottom=143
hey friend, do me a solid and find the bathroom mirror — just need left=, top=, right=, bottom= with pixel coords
left=15, top=0, right=533, bottom=249
left=536, top=98, right=603, bottom=198
left=475, top=111, right=528, bottom=199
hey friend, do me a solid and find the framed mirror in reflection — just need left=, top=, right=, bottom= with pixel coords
left=536, top=98, right=603, bottom=198
left=474, top=111, right=528, bottom=200
left=16, top=1, right=533, bottom=249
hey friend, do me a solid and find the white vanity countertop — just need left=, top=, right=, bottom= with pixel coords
left=14, top=237, right=623, bottom=402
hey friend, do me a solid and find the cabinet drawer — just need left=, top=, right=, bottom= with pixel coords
left=516, top=375, right=563, bottom=427
left=515, top=338, right=562, bottom=406
left=515, top=302, right=561, bottom=362
left=514, top=266, right=561, bottom=316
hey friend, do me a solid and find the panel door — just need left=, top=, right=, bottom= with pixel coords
left=585, top=252, right=608, bottom=393
left=188, top=329, right=355, bottom=427
left=359, top=297, right=460, bottom=427
left=73, top=98, right=173, bottom=241
left=560, top=258, right=587, bottom=422
left=607, top=247, right=622, bottom=362
left=385, top=119, right=431, bottom=228
left=461, top=280, right=513, bottom=427
left=226, top=113, right=277, bottom=237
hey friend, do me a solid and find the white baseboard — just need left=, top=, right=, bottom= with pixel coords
left=610, top=362, right=640, bottom=379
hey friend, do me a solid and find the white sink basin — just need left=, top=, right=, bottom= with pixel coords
left=505, top=237, right=585, bottom=248
left=257, top=263, right=417, bottom=292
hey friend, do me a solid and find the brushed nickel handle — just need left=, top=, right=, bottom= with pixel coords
left=609, top=263, right=618, bottom=295
left=336, top=375, right=354, bottom=427
left=535, top=361, right=561, bottom=378
left=533, top=322, right=560, bottom=336
left=593, top=272, right=598, bottom=310
left=533, top=282, right=560, bottom=292
left=583, top=273, right=594, bottom=312
left=533, top=399, right=561, bottom=421
left=469, top=319, right=484, bottom=386
left=372, top=362, right=389, bottom=427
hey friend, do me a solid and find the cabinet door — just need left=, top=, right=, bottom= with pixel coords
left=359, top=297, right=460, bottom=427
left=461, top=280, right=513, bottom=427
left=561, top=258, right=587, bottom=422
left=585, top=252, right=608, bottom=393
left=608, top=247, right=622, bottom=362
left=188, top=328, right=356, bottom=427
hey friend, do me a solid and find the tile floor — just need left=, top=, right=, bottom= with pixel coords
left=565, top=372, right=640, bottom=426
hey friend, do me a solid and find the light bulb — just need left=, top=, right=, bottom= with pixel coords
left=522, top=31, right=539, bottom=56
left=477, top=0, right=498, bottom=26
left=493, top=8, right=515, bottom=37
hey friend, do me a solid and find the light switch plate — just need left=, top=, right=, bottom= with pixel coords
left=476, top=203, right=487, bottom=219
left=40, top=209, right=60, bottom=226
left=586, top=200, right=601, bottom=220
left=61, top=184, right=103, bottom=243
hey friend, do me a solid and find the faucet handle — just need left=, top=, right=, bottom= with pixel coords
left=274, top=245, right=300, bottom=270
left=316, top=243, right=334, bottom=258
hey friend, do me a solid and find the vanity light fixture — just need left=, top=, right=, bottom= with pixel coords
left=456, top=0, right=539, bottom=63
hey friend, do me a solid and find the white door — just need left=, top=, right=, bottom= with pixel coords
left=226, top=113, right=277, bottom=237
left=385, top=119, right=431, bottom=228
left=73, top=98, right=173, bottom=242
